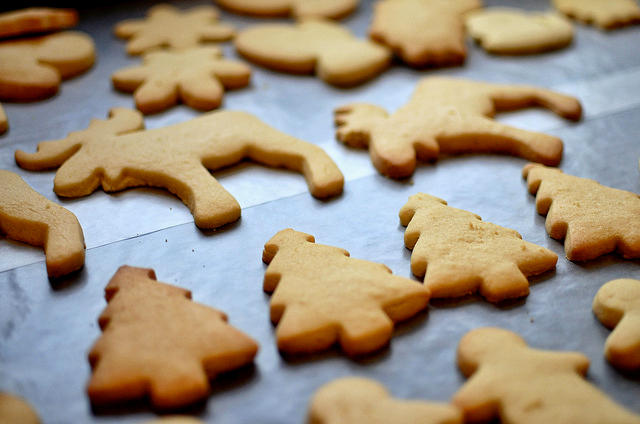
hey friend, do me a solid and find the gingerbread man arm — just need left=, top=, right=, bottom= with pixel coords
left=0, top=170, right=84, bottom=277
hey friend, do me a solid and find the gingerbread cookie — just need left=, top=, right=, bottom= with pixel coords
left=0, top=170, right=85, bottom=278
left=0, top=392, right=40, bottom=424
left=112, top=46, right=251, bottom=114
left=593, top=278, right=640, bottom=371
left=399, top=193, right=557, bottom=303
left=216, top=0, right=358, bottom=20
left=465, top=7, right=574, bottom=55
left=309, top=377, right=463, bottom=424
left=234, top=18, right=391, bottom=87
left=114, top=4, right=234, bottom=55
left=368, top=0, right=482, bottom=67
left=453, top=327, right=640, bottom=423
left=0, top=31, right=95, bottom=102
left=0, top=103, right=7, bottom=134
left=262, top=229, right=430, bottom=356
left=15, top=108, right=344, bottom=229
left=335, top=76, right=582, bottom=178
left=88, top=266, right=259, bottom=409
left=553, top=0, right=640, bottom=29
left=523, top=163, right=640, bottom=261
left=0, top=7, right=78, bottom=39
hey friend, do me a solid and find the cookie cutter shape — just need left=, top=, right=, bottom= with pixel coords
left=0, top=170, right=85, bottom=278
left=216, top=0, right=358, bottom=20
left=593, top=278, right=640, bottom=371
left=114, top=4, right=234, bottom=55
left=335, top=76, right=582, bottom=178
left=15, top=108, right=344, bottom=229
left=235, top=18, right=391, bottom=87
left=454, top=327, right=640, bottom=423
left=262, top=228, right=430, bottom=356
left=0, top=31, right=95, bottom=102
left=399, top=193, right=557, bottom=303
left=466, top=7, right=574, bottom=55
left=0, top=7, right=78, bottom=39
left=0, top=392, right=41, bottom=424
left=369, top=0, right=482, bottom=67
left=523, top=163, right=640, bottom=261
left=553, top=0, right=640, bottom=29
left=112, top=46, right=251, bottom=114
left=87, top=266, right=258, bottom=409
left=309, top=377, right=463, bottom=424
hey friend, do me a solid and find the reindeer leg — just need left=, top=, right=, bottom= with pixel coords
left=489, top=85, right=582, bottom=121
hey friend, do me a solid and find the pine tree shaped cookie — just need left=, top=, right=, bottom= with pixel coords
left=593, top=278, right=640, bottom=371
left=15, top=108, right=344, bottom=229
left=523, top=163, right=640, bottom=261
left=114, top=4, right=234, bottom=55
left=262, top=229, right=430, bottom=356
left=309, top=377, right=463, bottom=424
left=335, top=76, right=582, bottom=178
left=87, top=266, right=258, bottom=409
left=454, top=327, right=640, bottom=423
left=399, top=193, right=557, bottom=302
left=0, top=170, right=85, bottom=278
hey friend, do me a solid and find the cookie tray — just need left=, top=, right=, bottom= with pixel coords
left=1, top=0, right=640, bottom=422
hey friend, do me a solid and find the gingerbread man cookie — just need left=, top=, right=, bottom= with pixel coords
left=454, top=327, right=640, bottom=423
left=523, top=163, right=640, bottom=261
left=114, top=4, right=234, bottom=55
left=466, top=7, right=574, bottom=55
left=262, top=229, right=430, bottom=356
left=0, top=31, right=95, bottom=102
left=309, top=377, right=463, bottom=424
left=335, top=76, right=582, bottom=178
left=15, top=108, right=344, bottom=229
left=368, top=0, right=482, bottom=67
left=593, top=278, right=640, bottom=371
left=0, top=7, right=78, bottom=39
left=216, top=0, right=358, bottom=20
left=400, top=193, right=557, bottom=303
left=88, top=266, right=259, bottom=409
left=553, top=0, right=640, bottom=29
left=112, top=46, right=251, bottom=114
left=0, top=170, right=85, bottom=278
left=234, top=18, right=391, bottom=87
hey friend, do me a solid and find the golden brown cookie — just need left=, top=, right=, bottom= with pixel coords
left=523, top=163, right=640, bottom=261
left=553, top=0, right=640, bottom=29
left=0, top=7, right=78, bottom=39
left=0, top=31, right=95, bottom=102
left=114, top=4, right=234, bottom=55
left=466, top=7, right=574, bottom=55
left=309, top=377, right=463, bottom=424
left=262, top=228, right=430, bottom=356
left=335, top=76, right=582, bottom=178
left=234, top=17, right=391, bottom=87
left=593, top=278, right=640, bottom=371
left=216, top=0, right=358, bottom=19
left=369, top=0, right=482, bottom=67
left=454, top=327, right=640, bottom=423
left=15, top=108, right=344, bottom=229
left=87, top=265, right=259, bottom=409
left=0, top=103, right=7, bottom=134
left=112, top=46, right=251, bottom=114
left=399, top=193, right=557, bottom=303
left=0, top=392, right=40, bottom=424
left=0, top=170, right=85, bottom=278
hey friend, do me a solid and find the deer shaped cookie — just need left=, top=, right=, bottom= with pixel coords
left=335, top=76, right=582, bottom=178
left=593, top=278, right=640, bottom=371
left=15, top=108, right=344, bottom=229
left=454, top=327, right=640, bottom=424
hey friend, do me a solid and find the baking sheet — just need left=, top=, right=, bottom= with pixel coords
left=1, top=0, right=640, bottom=423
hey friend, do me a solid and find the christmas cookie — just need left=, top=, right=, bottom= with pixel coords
left=553, top=0, right=640, bottom=29
left=0, top=7, right=77, bottom=39
left=216, top=0, right=358, bottom=20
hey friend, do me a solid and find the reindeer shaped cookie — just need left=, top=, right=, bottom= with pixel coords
left=335, top=76, right=582, bottom=178
left=454, top=327, right=640, bottom=424
left=15, top=108, right=344, bottom=229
